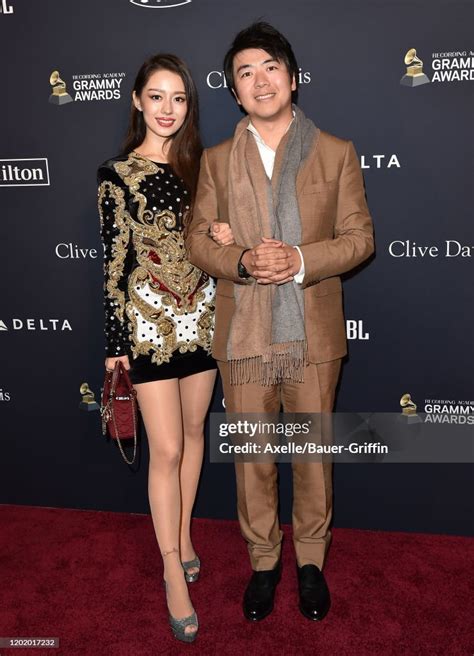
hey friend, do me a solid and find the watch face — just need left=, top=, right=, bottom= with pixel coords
left=238, top=263, right=250, bottom=279
left=130, top=0, right=191, bottom=7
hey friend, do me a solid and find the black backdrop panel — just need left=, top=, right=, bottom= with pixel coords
left=0, top=0, right=472, bottom=535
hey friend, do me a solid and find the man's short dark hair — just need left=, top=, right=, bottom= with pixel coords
left=223, top=21, right=299, bottom=97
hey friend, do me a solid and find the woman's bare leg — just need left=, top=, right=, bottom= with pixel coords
left=178, top=369, right=217, bottom=573
left=134, top=378, right=196, bottom=635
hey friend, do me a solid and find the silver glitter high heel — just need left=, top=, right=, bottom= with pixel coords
left=181, top=555, right=201, bottom=583
left=162, top=547, right=199, bottom=642
left=168, top=604, right=199, bottom=643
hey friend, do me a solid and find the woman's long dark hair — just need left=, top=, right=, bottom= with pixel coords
left=122, top=53, right=202, bottom=201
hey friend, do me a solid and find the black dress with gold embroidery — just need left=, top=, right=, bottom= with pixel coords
left=97, top=151, right=216, bottom=384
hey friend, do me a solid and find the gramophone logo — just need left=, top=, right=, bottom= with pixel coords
left=130, top=0, right=191, bottom=7
left=49, top=70, right=73, bottom=105
left=400, top=393, right=418, bottom=416
left=79, top=383, right=99, bottom=412
left=400, top=48, right=430, bottom=87
left=399, top=392, right=423, bottom=424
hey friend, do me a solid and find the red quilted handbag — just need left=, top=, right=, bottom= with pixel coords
left=100, top=361, right=139, bottom=465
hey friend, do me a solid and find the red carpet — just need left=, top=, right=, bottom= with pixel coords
left=0, top=505, right=472, bottom=656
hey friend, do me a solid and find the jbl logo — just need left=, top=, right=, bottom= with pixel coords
left=0, top=1, right=14, bottom=15
left=346, top=320, right=369, bottom=340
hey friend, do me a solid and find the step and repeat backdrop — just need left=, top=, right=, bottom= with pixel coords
left=0, top=0, right=472, bottom=535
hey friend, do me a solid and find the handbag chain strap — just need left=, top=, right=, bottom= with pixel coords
left=111, top=393, right=138, bottom=465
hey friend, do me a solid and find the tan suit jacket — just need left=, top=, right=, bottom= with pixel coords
left=186, top=129, right=374, bottom=364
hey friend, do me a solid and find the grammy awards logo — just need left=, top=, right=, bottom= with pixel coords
left=48, top=69, right=125, bottom=103
left=79, top=383, right=99, bottom=411
left=400, top=393, right=417, bottom=416
left=130, top=0, right=191, bottom=7
left=400, top=48, right=430, bottom=87
left=49, top=70, right=73, bottom=105
left=399, top=393, right=422, bottom=424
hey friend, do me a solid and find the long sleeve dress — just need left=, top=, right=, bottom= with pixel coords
left=98, top=150, right=216, bottom=384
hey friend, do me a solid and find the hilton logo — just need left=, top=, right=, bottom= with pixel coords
left=0, top=158, right=50, bottom=187
left=0, top=1, right=14, bottom=14
left=130, top=0, right=191, bottom=7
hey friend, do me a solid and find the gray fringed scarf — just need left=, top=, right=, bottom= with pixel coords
left=226, top=105, right=319, bottom=385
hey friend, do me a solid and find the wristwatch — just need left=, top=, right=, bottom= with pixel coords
left=237, top=249, right=251, bottom=279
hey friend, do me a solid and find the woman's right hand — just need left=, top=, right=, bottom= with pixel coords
left=105, top=355, right=131, bottom=372
left=210, top=221, right=235, bottom=246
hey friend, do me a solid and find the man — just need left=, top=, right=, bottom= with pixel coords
left=186, top=22, right=374, bottom=622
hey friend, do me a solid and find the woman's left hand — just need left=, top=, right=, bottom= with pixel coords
left=210, top=221, right=235, bottom=246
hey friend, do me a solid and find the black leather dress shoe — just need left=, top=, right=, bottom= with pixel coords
left=243, top=560, right=281, bottom=621
left=297, top=564, right=331, bottom=621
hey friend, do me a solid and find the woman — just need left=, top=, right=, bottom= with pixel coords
left=97, top=53, right=231, bottom=643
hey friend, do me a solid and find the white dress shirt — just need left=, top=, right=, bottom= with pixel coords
left=246, top=117, right=305, bottom=283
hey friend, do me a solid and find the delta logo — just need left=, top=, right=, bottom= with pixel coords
left=0, top=318, right=72, bottom=331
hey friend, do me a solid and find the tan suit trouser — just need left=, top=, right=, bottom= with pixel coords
left=218, top=358, right=341, bottom=571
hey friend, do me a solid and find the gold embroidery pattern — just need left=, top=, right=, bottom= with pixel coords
left=113, top=152, right=216, bottom=364
left=130, top=210, right=204, bottom=314
left=114, top=152, right=162, bottom=222
left=197, top=304, right=215, bottom=349
left=126, top=283, right=215, bottom=364
left=98, top=180, right=130, bottom=324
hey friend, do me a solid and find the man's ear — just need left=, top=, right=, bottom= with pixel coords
left=231, top=87, right=242, bottom=106
left=132, top=90, right=142, bottom=112
left=291, top=74, right=297, bottom=92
